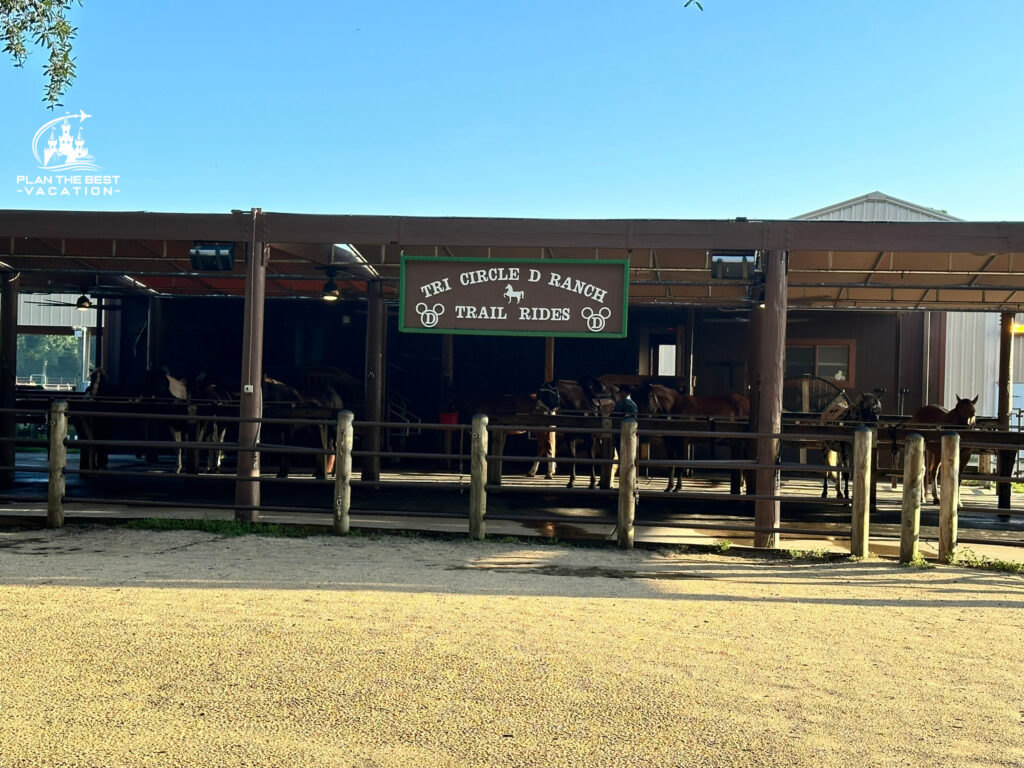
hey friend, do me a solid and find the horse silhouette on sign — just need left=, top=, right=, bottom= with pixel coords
left=504, top=284, right=524, bottom=304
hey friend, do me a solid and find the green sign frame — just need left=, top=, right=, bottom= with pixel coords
left=399, top=255, right=630, bottom=338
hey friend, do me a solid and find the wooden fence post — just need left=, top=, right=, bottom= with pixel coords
left=333, top=410, right=354, bottom=535
left=900, top=433, right=925, bottom=564
left=979, top=452, right=992, bottom=489
left=47, top=400, right=68, bottom=529
left=850, top=426, right=872, bottom=558
left=939, top=431, right=960, bottom=563
left=617, top=417, right=638, bottom=549
left=470, top=414, right=488, bottom=541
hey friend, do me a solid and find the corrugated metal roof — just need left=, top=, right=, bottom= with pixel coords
left=794, top=191, right=961, bottom=222
left=18, top=294, right=97, bottom=327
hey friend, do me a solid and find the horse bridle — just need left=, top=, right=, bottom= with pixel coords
left=537, top=382, right=560, bottom=414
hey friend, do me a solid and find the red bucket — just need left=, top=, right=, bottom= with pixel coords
left=438, top=411, right=459, bottom=425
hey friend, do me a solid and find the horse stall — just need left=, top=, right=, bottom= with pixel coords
left=0, top=210, right=1023, bottom=556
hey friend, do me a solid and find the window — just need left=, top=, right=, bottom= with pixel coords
left=648, top=331, right=682, bottom=377
left=16, top=331, right=95, bottom=391
left=785, top=340, right=854, bottom=385
left=656, top=344, right=677, bottom=376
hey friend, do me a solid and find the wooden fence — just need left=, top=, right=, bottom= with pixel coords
left=23, top=400, right=974, bottom=555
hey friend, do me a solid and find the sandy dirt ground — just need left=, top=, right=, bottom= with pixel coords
left=1, top=525, right=1022, bottom=768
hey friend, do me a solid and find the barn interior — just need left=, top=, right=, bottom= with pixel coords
left=3, top=208, right=1011, bottom=426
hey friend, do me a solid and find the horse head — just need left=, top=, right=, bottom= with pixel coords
left=647, top=384, right=673, bottom=415
left=85, top=368, right=107, bottom=397
left=534, top=381, right=561, bottom=415
left=853, top=393, right=883, bottom=424
left=163, top=368, right=190, bottom=402
left=952, top=394, right=979, bottom=426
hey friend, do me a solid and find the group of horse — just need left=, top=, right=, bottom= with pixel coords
left=487, top=375, right=979, bottom=504
left=80, top=367, right=344, bottom=478
left=75, top=365, right=981, bottom=503
left=519, top=376, right=752, bottom=491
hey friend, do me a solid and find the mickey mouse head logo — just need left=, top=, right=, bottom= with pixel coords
left=415, top=302, right=445, bottom=328
left=581, top=306, right=612, bottom=333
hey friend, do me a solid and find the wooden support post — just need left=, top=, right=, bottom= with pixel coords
left=997, top=312, right=1014, bottom=511
left=850, top=426, right=872, bottom=558
left=441, top=335, right=454, bottom=393
left=146, top=296, right=163, bottom=370
left=799, top=376, right=810, bottom=466
left=979, top=452, right=992, bottom=489
left=544, top=337, right=555, bottom=382
left=186, top=404, right=199, bottom=474
left=900, top=433, right=925, bottom=564
left=870, top=429, right=879, bottom=512
left=363, top=280, right=385, bottom=482
left=755, top=250, right=787, bottom=548
left=234, top=210, right=266, bottom=523
left=686, top=308, right=696, bottom=393
left=487, top=428, right=506, bottom=486
left=333, top=410, right=354, bottom=535
left=939, top=431, right=960, bottom=563
left=441, top=335, right=454, bottom=466
left=0, top=272, right=18, bottom=489
left=745, top=302, right=763, bottom=496
left=599, top=416, right=614, bottom=489
left=95, top=300, right=106, bottom=373
left=470, top=414, right=488, bottom=540
left=617, top=417, right=638, bottom=549
left=47, top=400, right=68, bottom=529
left=891, top=435, right=901, bottom=489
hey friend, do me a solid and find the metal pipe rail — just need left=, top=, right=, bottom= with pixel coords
left=0, top=437, right=49, bottom=448
left=70, top=468, right=244, bottom=481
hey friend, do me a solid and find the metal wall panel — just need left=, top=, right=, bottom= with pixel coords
left=943, top=312, right=1000, bottom=416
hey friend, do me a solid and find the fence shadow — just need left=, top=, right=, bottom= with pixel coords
left=0, top=525, right=1021, bottom=610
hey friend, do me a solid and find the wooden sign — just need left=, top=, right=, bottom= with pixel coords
left=399, top=256, right=629, bottom=337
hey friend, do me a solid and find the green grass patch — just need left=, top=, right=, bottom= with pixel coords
left=901, top=552, right=934, bottom=569
left=122, top=518, right=328, bottom=538
left=954, top=547, right=1024, bottom=575
left=780, top=547, right=845, bottom=562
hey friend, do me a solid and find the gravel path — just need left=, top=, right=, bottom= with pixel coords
left=1, top=526, right=1022, bottom=768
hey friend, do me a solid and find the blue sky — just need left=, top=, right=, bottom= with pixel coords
left=1, top=0, right=1022, bottom=220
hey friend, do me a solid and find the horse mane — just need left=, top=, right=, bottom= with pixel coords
left=822, top=391, right=881, bottom=425
left=577, top=374, right=613, bottom=400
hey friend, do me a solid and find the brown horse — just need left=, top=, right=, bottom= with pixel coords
left=300, top=384, right=345, bottom=478
left=910, top=394, right=978, bottom=504
left=641, top=383, right=750, bottom=492
left=534, top=378, right=618, bottom=488
left=457, top=391, right=554, bottom=478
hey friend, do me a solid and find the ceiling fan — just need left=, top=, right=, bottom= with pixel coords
left=27, top=291, right=125, bottom=311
